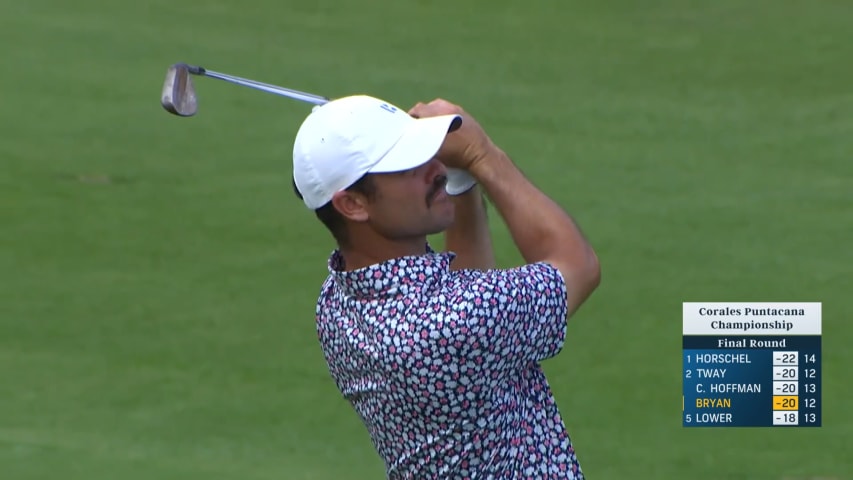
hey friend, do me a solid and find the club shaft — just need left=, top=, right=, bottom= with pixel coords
left=192, top=66, right=330, bottom=105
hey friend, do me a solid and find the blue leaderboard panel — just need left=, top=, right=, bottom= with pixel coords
left=682, top=303, right=822, bottom=427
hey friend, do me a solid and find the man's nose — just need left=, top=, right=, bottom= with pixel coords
left=424, top=157, right=447, bottom=182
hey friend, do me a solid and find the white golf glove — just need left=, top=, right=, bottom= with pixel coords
left=445, top=168, right=477, bottom=195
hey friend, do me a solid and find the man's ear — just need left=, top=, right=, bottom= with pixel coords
left=331, top=190, right=370, bottom=222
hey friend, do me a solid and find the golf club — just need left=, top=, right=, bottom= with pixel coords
left=161, top=63, right=330, bottom=116
left=159, top=62, right=475, bottom=193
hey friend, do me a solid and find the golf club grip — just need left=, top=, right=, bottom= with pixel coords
left=196, top=67, right=330, bottom=105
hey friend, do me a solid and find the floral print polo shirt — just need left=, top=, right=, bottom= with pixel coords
left=315, top=247, right=584, bottom=479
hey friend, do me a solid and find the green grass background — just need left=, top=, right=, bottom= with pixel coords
left=1, top=0, right=851, bottom=478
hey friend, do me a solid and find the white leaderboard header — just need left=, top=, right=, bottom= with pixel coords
left=683, top=302, right=822, bottom=335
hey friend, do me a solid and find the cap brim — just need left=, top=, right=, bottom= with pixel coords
left=367, top=114, right=462, bottom=174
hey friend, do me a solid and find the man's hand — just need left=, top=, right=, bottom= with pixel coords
left=445, top=168, right=477, bottom=195
left=409, top=99, right=495, bottom=172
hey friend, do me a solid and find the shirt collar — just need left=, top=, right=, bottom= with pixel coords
left=327, top=245, right=455, bottom=299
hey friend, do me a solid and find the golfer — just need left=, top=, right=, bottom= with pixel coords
left=291, top=94, right=601, bottom=479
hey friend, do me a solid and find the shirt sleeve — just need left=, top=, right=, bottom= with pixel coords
left=457, top=261, right=569, bottom=370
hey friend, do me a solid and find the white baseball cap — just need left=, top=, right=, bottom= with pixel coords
left=292, top=95, right=462, bottom=209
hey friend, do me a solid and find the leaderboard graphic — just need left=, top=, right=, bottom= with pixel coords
left=682, top=302, right=822, bottom=427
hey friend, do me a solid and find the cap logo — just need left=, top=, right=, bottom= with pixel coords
left=379, top=103, right=398, bottom=114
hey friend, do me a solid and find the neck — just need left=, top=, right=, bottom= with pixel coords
left=338, top=233, right=429, bottom=271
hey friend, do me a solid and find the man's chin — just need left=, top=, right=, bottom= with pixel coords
left=427, top=212, right=456, bottom=235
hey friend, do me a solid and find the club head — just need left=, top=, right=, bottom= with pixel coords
left=161, top=63, right=198, bottom=117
